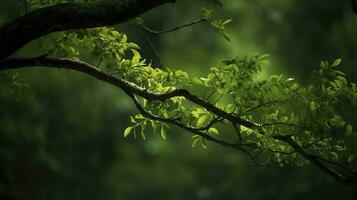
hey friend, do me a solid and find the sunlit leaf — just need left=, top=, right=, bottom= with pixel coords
left=208, top=127, right=219, bottom=135
left=197, top=114, right=210, bottom=127
left=124, top=126, right=134, bottom=137
left=331, top=58, right=342, bottom=67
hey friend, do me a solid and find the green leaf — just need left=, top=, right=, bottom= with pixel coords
left=222, top=19, right=232, bottom=25
left=291, top=83, right=299, bottom=90
left=201, top=7, right=214, bottom=18
left=151, top=120, right=157, bottom=130
left=226, top=104, right=235, bottom=112
left=192, top=138, right=200, bottom=147
left=330, top=115, right=345, bottom=127
left=128, top=42, right=141, bottom=50
left=331, top=58, right=342, bottom=67
left=192, top=77, right=204, bottom=85
left=197, top=114, right=210, bottom=127
left=131, top=49, right=141, bottom=65
left=124, top=126, right=134, bottom=137
left=141, top=128, right=146, bottom=140
left=175, top=70, right=189, bottom=79
left=160, top=124, right=167, bottom=140
left=135, top=114, right=145, bottom=119
left=241, top=125, right=253, bottom=133
left=191, top=108, right=206, bottom=118
left=130, top=117, right=136, bottom=123
left=110, top=31, right=120, bottom=37
left=208, top=127, right=219, bottom=135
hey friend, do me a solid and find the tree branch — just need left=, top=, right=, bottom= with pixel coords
left=1, top=0, right=355, bottom=187
left=273, top=135, right=357, bottom=185
left=128, top=93, right=252, bottom=154
left=0, top=0, right=176, bottom=60
left=0, top=56, right=258, bottom=130
left=139, top=18, right=208, bottom=35
left=1, top=56, right=356, bottom=185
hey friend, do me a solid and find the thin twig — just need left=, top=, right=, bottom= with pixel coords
left=138, top=27, right=164, bottom=68
left=2, top=56, right=356, bottom=184
left=261, top=122, right=308, bottom=130
left=303, top=136, right=329, bottom=149
left=273, top=135, right=356, bottom=184
left=212, top=93, right=224, bottom=105
left=139, top=18, right=207, bottom=35
left=242, top=99, right=281, bottom=114
left=193, top=117, right=223, bottom=131
left=128, top=93, right=253, bottom=157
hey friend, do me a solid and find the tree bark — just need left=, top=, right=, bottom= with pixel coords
left=0, top=0, right=176, bottom=60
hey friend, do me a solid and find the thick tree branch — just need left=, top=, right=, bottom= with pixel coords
left=1, top=56, right=356, bottom=185
left=0, top=56, right=258, bottom=130
left=1, top=0, right=355, bottom=187
left=0, top=0, right=176, bottom=60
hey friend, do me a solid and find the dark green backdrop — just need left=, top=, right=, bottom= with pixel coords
left=1, top=0, right=357, bottom=199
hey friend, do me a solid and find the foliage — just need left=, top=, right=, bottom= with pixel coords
left=37, top=20, right=357, bottom=170
left=1, top=0, right=357, bottom=199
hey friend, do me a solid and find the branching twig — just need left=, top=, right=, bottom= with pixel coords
left=1, top=0, right=356, bottom=187
left=273, top=135, right=357, bottom=185
left=137, top=27, right=164, bottom=68
left=303, top=136, right=329, bottom=149
left=1, top=56, right=356, bottom=185
left=0, top=56, right=259, bottom=129
left=128, top=93, right=253, bottom=156
left=193, top=117, right=223, bottom=131
left=261, top=122, right=309, bottom=130
left=139, top=18, right=208, bottom=35
left=243, top=99, right=281, bottom=114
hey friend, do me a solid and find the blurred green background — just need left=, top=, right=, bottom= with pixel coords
left=1, top=0, right=357, bottom=199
